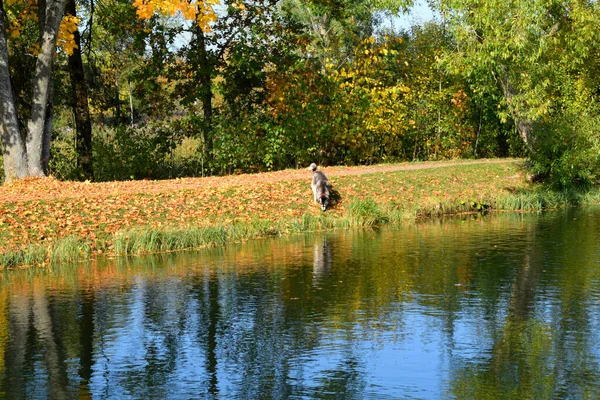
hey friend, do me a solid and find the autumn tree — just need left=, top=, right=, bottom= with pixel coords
left=207, top=0, right=419, bottom=171
left=131, top=0, right=221, bottom=165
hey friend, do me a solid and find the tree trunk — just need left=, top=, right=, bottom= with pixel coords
left=0, top=0, right=28, bottom=183
left=474, top=106, right=483, bottom=157
left=114, top=74, right=121, bottom=122
left=66, top=0, right=93, bottom=180
left=26, top=0, right=67, bottom=177
left=515, top=118, right=534, bottom=149
left=42, top=83, right=54, bottom=174
left=497, top=70, right=535, bottom=152
left=197, top=28, right=213, bottom=165
left=128, top=78, right=134, bottom=125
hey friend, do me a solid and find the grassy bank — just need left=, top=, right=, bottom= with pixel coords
left=1, top=159, right=598, bottom=269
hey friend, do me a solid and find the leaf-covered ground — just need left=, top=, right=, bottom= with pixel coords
left=0, top=159, right=525, bottom=257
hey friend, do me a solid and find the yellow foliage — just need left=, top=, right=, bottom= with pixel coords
left=2, top=0, right=83, bottom=60
left=132, top=0, right=220, bottom=32
left=4, top=0, right=37, bottom=40
left=29, top=42, right=40, bottom=56
left=57, top=14, right=80, bottom=56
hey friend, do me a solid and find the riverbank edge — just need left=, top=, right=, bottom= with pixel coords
left=2, top=161, right=600, bottom=269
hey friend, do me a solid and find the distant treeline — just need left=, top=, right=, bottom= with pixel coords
left=1, top=0, right=599, bottom=187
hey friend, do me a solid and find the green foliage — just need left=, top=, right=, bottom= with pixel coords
left=212, top=108, right=290, bottom=174
left=529, top=113, right=600, bottom=189
left=210, top=24, right=513, bottom=172
left=435, top=0, right=600, bottom=187
left=93, top=123, right=180, bottom=180
left=48, top=118, right=206, bottom=181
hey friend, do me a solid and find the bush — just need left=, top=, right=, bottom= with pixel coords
left=47, top=119, right=206, bottom=182
left=529, top=112, right=600, bottom=189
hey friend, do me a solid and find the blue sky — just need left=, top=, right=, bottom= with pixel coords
left=391, top=0, right=438, bottom=31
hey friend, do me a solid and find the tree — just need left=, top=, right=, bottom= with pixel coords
left=0, top=0, right=219, bottom=183
left=0, top=0, right=28, bottom=181
left=1, top=0, right=67, bottom=182
left=66, top=0, right=93, bottom=180
left=434, top=0, right=600, bottom=186
left=133, top=0, right=273, bottom=169
left=282, top=0, right=412, bottom=69
left=434, top=0, right=557, bottom=149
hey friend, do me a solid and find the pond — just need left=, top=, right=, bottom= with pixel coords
left=1, top=208, right=600, bottom=399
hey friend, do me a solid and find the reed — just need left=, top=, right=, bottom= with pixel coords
left=50, top=236, right=92, bottom=264
left=0, top=245, right=47, bottom=269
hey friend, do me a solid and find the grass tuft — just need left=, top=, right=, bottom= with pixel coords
left=50, top=236, right=92, bottom=264
left=0, top=245, right=47, bottom=269
left=114, top=226, right=230, bottom=255
left=347, top=198, right=388, bottom=226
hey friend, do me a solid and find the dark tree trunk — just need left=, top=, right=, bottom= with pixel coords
left=114, top=75, right=121, bottom=123
left=38, top=0, right=54, bottom=175
left=66, top=0, right=93, bottom=180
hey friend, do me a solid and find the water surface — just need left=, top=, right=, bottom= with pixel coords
left=1, top=209, right=600, bottom=399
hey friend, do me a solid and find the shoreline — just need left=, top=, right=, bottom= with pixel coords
left=1, top=158, right=596, bottom=269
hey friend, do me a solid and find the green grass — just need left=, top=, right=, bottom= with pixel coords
left=50, top=235, right=93, bottom=264
left=492, top=187, right=594, bottom=211
left=0, top=245, right=48, bottom=269
left=109, top=200, right=405, bottom=257
left=114, top=226, right=229, bottom=255
left=347, top=198, right=389, bottom=226
left=0, top=236, right=94, bottom=269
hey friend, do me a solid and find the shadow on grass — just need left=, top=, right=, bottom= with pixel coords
left=328, top=189, right=342, bottom=209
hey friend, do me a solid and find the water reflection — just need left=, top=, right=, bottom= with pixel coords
left=312, top=236, right=333, bottom=284
left=0, top=210, right=600, bottom=398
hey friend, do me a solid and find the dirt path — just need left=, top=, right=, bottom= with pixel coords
left=0, top=158, right=522, bottom=204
